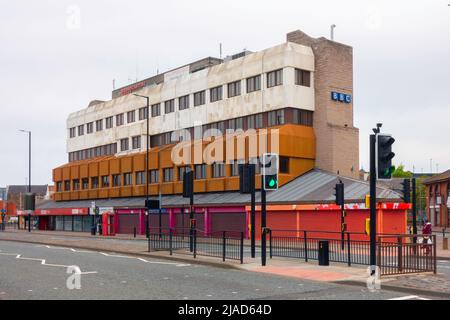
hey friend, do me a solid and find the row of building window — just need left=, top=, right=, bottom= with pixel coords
left=150, top=108, right=313, bottom=148
left=69, top=69, right=311, bottom=138
left=57, top=157, right=289, bottom=192
left=68, top=108, right=313, bottom=162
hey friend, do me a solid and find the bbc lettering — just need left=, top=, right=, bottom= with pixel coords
left=331, top=91, right=352, bottom=104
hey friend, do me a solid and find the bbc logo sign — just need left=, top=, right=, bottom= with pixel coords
left=331, top=91, right=352, bottom=104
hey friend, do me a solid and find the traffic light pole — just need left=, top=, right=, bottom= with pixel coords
left=261, top=174, right=267, bottom=266
left=189, top=192, right=194, bottom=252
left=341, top=201, right=345, bottom=250
left=251, top=185, right=256, bottom=259
left=369, top=134, right=377, bottom=272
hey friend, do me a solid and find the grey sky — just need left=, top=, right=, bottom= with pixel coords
left=0, top=0, right=449, bottom=186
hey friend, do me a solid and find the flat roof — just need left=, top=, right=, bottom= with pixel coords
left=38, top=169, right=401, bottom=210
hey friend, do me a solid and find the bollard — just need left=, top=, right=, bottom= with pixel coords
left=134, top=227, right=137, bottom=238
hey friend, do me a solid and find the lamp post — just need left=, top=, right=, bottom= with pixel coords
left=133, top=94, right=150, bottom=238
left=19, top=129, right=31, bottom=232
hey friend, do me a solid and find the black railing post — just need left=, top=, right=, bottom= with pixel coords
left=304, top=231, right=308, bottom=262
left=397, top=236, right=403, bottom=272
left=134, top=227, right=136, bottom=238
left=222, top=231, right=226, bottom=262
left=240, top=232, right=244, bottom=264
left=193, top=229, right=197, bottom=259
left=169, top=228, right=173, bottom=256
left=346, top=232, right=351, bottom=266
left=433, top=235, right=437, bottom=274
left=269, top=229, right=273, bottom=259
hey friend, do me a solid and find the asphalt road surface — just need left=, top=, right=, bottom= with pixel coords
left=0, top=241, right=437, bottom=300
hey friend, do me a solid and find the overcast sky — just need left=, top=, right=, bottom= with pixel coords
left=0, top=0, right=449, bottom=186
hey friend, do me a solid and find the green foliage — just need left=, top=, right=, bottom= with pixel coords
left=392, top=164, right=413, bottom=178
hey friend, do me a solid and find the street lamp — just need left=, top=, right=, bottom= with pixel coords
left=19, top=129, right=31, bottom=232
left=133, top=94, right=150, bottom=238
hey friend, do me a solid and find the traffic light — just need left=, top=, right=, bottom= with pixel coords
left=239, top=163, right=255, bottom=194
left=400, top=178, right=411, bottom=203
left=182, top=170, right=194, bottom=198
left=23, top=193, right=35, bottom=211
left=262, top=153, right=279, bottom=191
left=334, top=182, right=344, bottom=206
left=145, top=200, right=160, bottom=210
left=376, top=134, right=395, bottom=180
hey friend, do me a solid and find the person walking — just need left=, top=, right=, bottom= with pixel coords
left=422, top=222, right=432, bottom=255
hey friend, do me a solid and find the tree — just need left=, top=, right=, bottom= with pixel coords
left=392, top=164, right=413, bottom=178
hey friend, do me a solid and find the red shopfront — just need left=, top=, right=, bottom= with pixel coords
left=34, top=208, right=91, bottom=232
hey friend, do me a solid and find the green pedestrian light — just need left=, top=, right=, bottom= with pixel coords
left=268, top=178, right=277, bottom=188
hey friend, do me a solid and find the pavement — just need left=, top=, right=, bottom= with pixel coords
left=1, top=229, right=450, bottom=299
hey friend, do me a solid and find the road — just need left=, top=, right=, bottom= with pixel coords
left=0, top=241, right=439, bottom=300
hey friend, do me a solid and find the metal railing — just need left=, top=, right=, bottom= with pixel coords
left=377, top=234, right=437, bottom=276
left=268, top=229, right=370, bottom=266
left=268, top=229, right=437, bottom=275
left=0, top=222, right=18, bottom=231
left=148, top=228, right=244, bottom=264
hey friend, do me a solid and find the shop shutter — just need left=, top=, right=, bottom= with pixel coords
left=149, top=213, right=170, bottom=232
left=55, top=216, right=64, bottom=231
left=117, top=214, right=139, bottom=234
left=73, top=216, right=83, bottom=232
left=210, top=212, right=246, bottom=235
left=82, top=216, right=93, bottom=232
left=64, top=216, right=73, bottom=231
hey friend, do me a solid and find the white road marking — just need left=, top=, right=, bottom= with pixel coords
left=33, top=245, right=190, bottom=267
left=389, top=295, right=431, bottom=300
left=0, top=250, right=97, bottom=273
